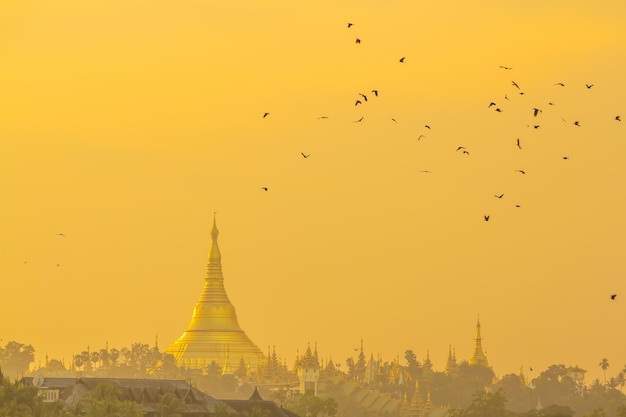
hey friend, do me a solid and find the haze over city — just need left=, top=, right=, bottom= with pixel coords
left=1, top=0, right=625, bottom=386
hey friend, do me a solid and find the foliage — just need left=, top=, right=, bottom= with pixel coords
left=0, top=341, right=35, bottom=380
left=288, top=391, right=338, bottom=417
left=451, top=389, right=510, bottom=417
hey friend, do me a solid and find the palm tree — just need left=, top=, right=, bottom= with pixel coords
left=599, top=358, right=610, bottom=384
left=157, top=392, right=186, bottom=417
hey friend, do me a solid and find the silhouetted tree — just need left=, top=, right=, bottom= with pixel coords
left=599, top=359, right=610, bottom=385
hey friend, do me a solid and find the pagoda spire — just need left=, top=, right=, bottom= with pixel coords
left=166, top=216, right=263, bottom=369
left=469, top=316, right=488, bottom=366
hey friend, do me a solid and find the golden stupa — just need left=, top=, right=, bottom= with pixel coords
left=166, top=217, right=264, bottom=370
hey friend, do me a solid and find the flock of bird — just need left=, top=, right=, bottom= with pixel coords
left=253, top=22, right=622, bottom=301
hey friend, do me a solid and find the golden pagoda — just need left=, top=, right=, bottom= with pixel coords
left=468, top=317, right=488, bottom=367
left=166, top=217, right=264, bottom=370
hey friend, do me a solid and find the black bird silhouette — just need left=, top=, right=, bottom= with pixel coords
left=371, top=89, right=379, bottom=96
left=505, top=95, right=510, bottom=101
left=516, top=138, right=522, bottom=149
left=263, top=112, right=270, bottom=118
left=355, top=100, right=362, bottom=106
left=532, top=125, right=540, bottom=129
left=562, top=156, right=569, bottom=160
left=533, top=108, right=542, bottom=117
left=611, top=294, right=617, bottom=300
left=391, top=118, right=398, bottom=123
left=488, top=102, right=496, bottom=108
left=512, top=80, right=520, bottom=89
left=353, top=116, right=364, bottom=123
left=515, top=169, right=526, bottom=174
left=420, top=170, right=432, bottom=173
left=495, top=108, right=503, bottom=112
left=554, top=82, right=565, bottom=87
left=56, top=233, right=65, bottom=237
left=261, top=187, right=268, bottom=191
left=462, top=150, right=470, bottom=155
left=399, top=57, right=405, bottom=63
left=495, top=194, right=504, bottom=199
left=359, top=93, right=368, bottom=101
left=484, top=215, right=490, bottom=222
left=347, top=23, right=354, bottom=28
left=499, top=65, right=513, bottom=70
left=456, top=146, right=466, bottom=151
left=301, top=152, right=310, bottom=158
left=616, top=115, right=621, bottom=121
left=318, top=116, right=329, bottom=119
left=585, top=83, right=594, bottom=89
left=425, top=125, right=431, bottom=129
left=515, top=204, right=522, bottom=208
left=355, top=38, right=361, bottom=44
left=573, top=121, right=580, bottom=126
left=417, top=134, right=426, bottom=141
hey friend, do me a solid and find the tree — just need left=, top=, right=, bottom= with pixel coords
left=599, top=359, right=609, bottom=385
left=0, top=341, right=35, bottom=380
left=77, top=381, right=142, bottom=417
left=451, top=389, right=510, bottom=417
left=289, top=391, right=338, bottom=417
left=157, top=392, right=186, bottom=417
left=584, top=409, right=606, bottom=417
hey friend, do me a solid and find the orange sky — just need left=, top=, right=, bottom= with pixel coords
left=1, top=0, right=625, bottom=383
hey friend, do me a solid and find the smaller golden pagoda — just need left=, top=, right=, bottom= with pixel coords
left=166, top=217, right=263, bottom=370
left=468, top=317, right=488, bottom=367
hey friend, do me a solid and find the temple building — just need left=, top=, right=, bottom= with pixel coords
left=468, top=317, right=488, bottom=367
left=166, top=217, right=264, bottom=370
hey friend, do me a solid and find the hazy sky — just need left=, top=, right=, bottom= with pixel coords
left=1, top=1, right=625, bottom=383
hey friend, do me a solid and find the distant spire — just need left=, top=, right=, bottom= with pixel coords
left=155, top=333, right=159, bottom=350
left=207, top=214, right=223, bottom=280
left=469, top=316, right=488, bottom=367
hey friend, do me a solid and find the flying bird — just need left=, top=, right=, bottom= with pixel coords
left=462, top=150, right=470, bottom=155
left=616, top=115, right=621, bottom=121
left=359, top=93, right=368, bottom=101
left=425, top=125, right=431, bottom=129
left=499, top=65, right=513, bottom=70
left=355, top=100, right=362, bottom=106
left=585, top=83, right=594, bottom=89
left=562, top=156, right=569, bottom=160
left=301, top=152, right=310, bottom=158
left=391, top=118, right=398, bottom=123
left=554, top=82, right=565, bottom=87
left=353, top=116, right=364, bottom=123
left=456, top=146, right=466, bottom=151
left=516, top=138, right=522, bottom=149
left=573, top=121, right=580, bottom=126
left=317, top=116, right=329, bottom=119
left=263, top=112, right=270, bottom=118
left=533, top=108, right=542, bottom=117
left=611, top=294, right=617, bottom=300
left=532, top=125, right=540, bottom=129
left=56, top=233, right=65, bottom=237
left=399, top=57, right=405, bottom=63
left=488, top=102, right=496, bottom=108
left=420, top=170, right=432, bottom=173
left=483, top=215, right=490, bottom=222
left=495, top=108, right=503, bottom=112
left=347, top=23, right=354, bottom=28
left=261, top=187, right=268, bottom=191
left=355, top=38, right=361, bottom=44
left=418, top=134, right=426, bottom=140
left=515, top=204, right=522, bottom=208
left=515, top=169, right=526, bottom=174
left=371, top=89, right=379, bottom=96
left=495, top=194, right=504, bottom=199
left=512, top=80, right=520, bottom=89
